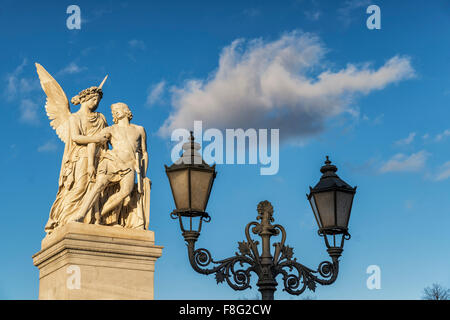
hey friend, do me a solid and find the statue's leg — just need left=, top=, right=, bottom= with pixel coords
left=72, top=175, right=109, bottom=222
left=100, top=171, right=135, bottom=218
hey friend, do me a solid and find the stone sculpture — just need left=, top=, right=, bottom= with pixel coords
left=35, top=63, right=150, bottom=234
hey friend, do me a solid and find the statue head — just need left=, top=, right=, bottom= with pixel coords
left=111, top=102, right=133, bottom=124
left=71, top=75, right=108, bottom=111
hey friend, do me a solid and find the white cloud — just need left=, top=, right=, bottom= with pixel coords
left=242, top=8, right=260, bottom=17
left=128, top=39, right=147, bottom=62
left=379, top=150, right=429, bottom=173
left=58, top=62, right=86, bottom=75
left=435, top=129, right=450, bottom=142
left=20, top=99, right=39, bottom=124
left=4, top=59, right=42, bottom=124
left=433, top=161, right=450, bottom=181
left=4, top=58, right=39, bottom=100
left=81, top=7, right=113, bottom=25
left=146, top=80, right=166, bottom=106
left=38, top=140, right=58, bottom=152
left=395, top=132, right=416, bottom=146
left=304, top=10, right=321, bottom=21
left=159, top=31, right=415, bottom=141
left=338, top=0, right=372, bottom=26
left=372, top=113, right=384, bottom=125
left=362, top=113, right=384, bottom=125
left=129, top=39, right=146, bottom=50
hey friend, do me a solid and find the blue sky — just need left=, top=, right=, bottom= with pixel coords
left=1, top=0, right=450, bottom=299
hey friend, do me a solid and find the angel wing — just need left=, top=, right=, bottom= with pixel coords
left=35, top=63, right=71, bottom=143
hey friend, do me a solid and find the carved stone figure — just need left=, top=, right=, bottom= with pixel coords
left=71, top=102, right=150, bottom=229
left=36, top=64, right=151, bottom=234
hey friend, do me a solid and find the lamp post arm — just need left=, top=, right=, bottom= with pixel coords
left=314, top=258, right=339, bottom=285
left=183, top=231, right=258, bottom=291
left=274, top=256, right=340, bottom=295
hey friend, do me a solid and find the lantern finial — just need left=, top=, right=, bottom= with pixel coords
left=320, top=156, right=338, bottom=175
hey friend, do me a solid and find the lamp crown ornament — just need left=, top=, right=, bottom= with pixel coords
left=312, top=156, right=355, bottom=193
left=176, top=131, right=203, bottom=165
left=256, top=200, right=274, bottom=222
left=320, top=155, right=338, bottom=175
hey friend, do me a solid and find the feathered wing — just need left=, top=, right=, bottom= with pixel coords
left=35, top=63, right=71, bottom=143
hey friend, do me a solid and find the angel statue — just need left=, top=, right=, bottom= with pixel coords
left=35, top=63, right=110, bottom=234
left=36, top=63, right=151, bottom=234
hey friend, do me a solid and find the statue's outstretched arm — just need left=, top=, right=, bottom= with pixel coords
left=70, top=120, right=110, bottom=145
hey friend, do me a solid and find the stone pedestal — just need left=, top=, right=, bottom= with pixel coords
left=32, top=222, right=163, bottom=300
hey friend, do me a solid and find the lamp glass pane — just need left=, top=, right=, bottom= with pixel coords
left=168, top=169, right=189, bottom=210
left=336, top=191, right=354, bottom=228
left=180, top=215, right=202, bottom=233
left=309, top=194, right=322, bottom=229
left=190, top=169, right=213, bottom=212
left=314, top=191, right=335, bottom=228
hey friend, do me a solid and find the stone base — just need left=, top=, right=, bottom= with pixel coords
left=32, top=222, right=163, bottom=300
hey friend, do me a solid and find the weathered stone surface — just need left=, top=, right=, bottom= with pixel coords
left=33, top=222, right=163, bottom=300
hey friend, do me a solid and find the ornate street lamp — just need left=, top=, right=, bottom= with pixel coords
left=165, top=132, right=216, bottom=239
left=307, top=156, right=357, bottom=258
left=165, top=136, right=357, bottom=300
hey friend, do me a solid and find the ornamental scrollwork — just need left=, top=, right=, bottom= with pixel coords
left=183, top=201, right=342, bottom=298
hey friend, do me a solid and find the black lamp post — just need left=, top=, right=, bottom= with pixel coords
left=165, top=134, right=356, bottom=300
